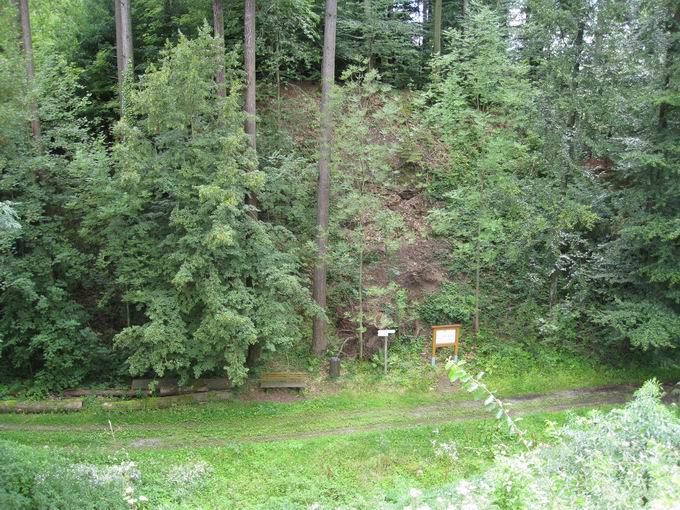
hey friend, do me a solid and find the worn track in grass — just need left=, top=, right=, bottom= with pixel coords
left=0, top=384, right=642, bottom=449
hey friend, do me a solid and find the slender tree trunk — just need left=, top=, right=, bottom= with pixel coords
left=659, top=5, right=680, bottom=131
left=364, top=0, right=374, bottom=70
left=213, top=0, right=226, bottom=97
left=276, top=35, right=281, bottom=126
left=462, top=0, right=468, bottom=17
left=422, top=0, right=429, bottom=52
left=473, top=165, right=484, bottom=336
left=312, top=0, right=337, bottom=356
left=115, top=0, right=122, bottom=90
left=550, top=19, right=584, bottom=308
left=358, top=242, right=364, bottom=360
left=114, top=0, right=133, bottom=115
left=433, top=0, right=442, bottom=54
left=244, top=0, right=257, bottom=151
left=17, top=0, right=41, bottom=147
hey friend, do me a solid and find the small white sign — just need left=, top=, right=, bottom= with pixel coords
left=435, top=328, right=456, bottom=345
left=378, top=329, right=396, bottom=337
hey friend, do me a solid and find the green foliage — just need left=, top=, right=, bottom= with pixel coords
left=0, top=440, right=130, bottom=509
left=413, top=380, right=680, bottom=509
left=418, top=283, right=476, bottom=325
left=447, top=359, right=532, bottom=449
left=326, top=69, right=411, bottom=348
left=337, top=0, right=424, bottom=87
left=257, top=0, right=320, bottom=84
left=95, top=29, right=313, bottom=384
left=425, top=6, right=541, bottom=335
left=0, top=18, right=112, bottom=392
left=2, top=0, right=680, bottom=394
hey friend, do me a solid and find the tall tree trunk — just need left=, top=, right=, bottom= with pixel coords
left=243, top=0, right=260, bottom=367
left=364, top=0, right=374, bottom=70
left=462, top=0, right=468, bottom=17
left=422, top=0, right=429, bottom=53
left=550, top=18, right=584, bottom=308
left=312, top=0, right=337, bottom=356
left=473, top=163, right=484, bottom=336
left=433, top=0, right=442, bottom=54
left=17, top=0, right=41, bottom=147
left=213, top=0, right=225, bottom=97
left=659, top=4, right=680, bottom=131
left=244, top=0, right=256, bottom=151
left=358, top=242, right=364, bottom=359
left=114, top=0, right=133, bottom=115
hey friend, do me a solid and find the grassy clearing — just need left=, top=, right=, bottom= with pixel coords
left=1, top=403, right=611, bottom=509
left=1, top=349, right=676, bottom=509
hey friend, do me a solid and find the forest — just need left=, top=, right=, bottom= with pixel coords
left=1, top=0, right=680, bottom=508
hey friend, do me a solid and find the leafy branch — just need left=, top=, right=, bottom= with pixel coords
left=446, top=358, right=532, bottom=450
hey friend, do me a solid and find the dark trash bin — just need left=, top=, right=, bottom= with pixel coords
left=329, top=356, right=341, bottom=379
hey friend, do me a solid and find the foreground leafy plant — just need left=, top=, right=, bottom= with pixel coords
left=447, top=358, right=532, bottom=449
left=406, top=380, right=680, bottom=509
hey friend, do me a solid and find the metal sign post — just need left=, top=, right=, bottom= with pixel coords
left=431, top=324, right=461, bottom=366
left=378, top=329, right=396, bottom=374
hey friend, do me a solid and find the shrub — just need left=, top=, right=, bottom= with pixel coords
left=418, top=283, right=476, bottom=326
left=404, top=380, right=680, bottom=509
left=0, top=440, right=133, bottom=509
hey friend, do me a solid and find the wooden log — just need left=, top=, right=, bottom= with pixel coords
left=101, top=390, right=231, bottom=411
left=131, top=378, right=156, bottom=391
left=132, top=377, right=230, bottom=396
left=63, top=388, right=152, bottom=398
left=157, top=379, right=212, bottom=396
left=201, top=377, right=233, bottom=391
left=0, top=398, right=83, bottom=414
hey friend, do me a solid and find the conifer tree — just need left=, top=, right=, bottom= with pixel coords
left=312, top=0, right=337, bottom=355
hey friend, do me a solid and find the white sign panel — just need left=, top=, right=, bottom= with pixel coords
left=435, top=328, right=456, bottom=346
left=378, top=329, right=396, bottom=337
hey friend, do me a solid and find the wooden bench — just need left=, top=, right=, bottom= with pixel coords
left=259, top=372, right=307, bottom=391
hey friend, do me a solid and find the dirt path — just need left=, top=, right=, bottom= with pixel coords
left=0, top=384, right=645, bottom=449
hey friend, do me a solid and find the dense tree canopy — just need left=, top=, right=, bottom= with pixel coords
left=1, top=0, right=679, bottom=391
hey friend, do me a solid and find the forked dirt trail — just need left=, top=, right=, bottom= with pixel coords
left=0, top=384, right=651, bottom=449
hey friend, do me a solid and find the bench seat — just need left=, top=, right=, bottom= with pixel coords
left=260, top=372, right=307, bottom=390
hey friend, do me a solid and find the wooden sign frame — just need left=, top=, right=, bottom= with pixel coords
left=431, top=324, right=461, bottom=363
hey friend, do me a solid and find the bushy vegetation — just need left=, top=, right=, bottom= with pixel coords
left=0, top=440, right=133, bottom=509
left=406, top=381, right=680, bottom=509
left=1, top=0, right=679, bottom=395
left=2, top=0, right=679, bottom=508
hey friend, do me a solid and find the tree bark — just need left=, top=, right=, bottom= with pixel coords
left=659, top=5, right=680, bottom=131
left=213, top=0, right=226, bottom=97
left=422, top=0, right=429, bottom=51
left=433, top=0, right=442, bottom=54
left=114, top=0, right=133, bottom=115
left=0, top=398, right=82, bottom=414
left=17, top=0, right=41, bottom=146
left=244, top=0, right=257, bottom=151
left=312, top=0, right=337, bottom=356
left=364, top=0, right=374, bottom=70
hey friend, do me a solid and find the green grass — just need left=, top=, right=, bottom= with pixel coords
left=1, top=347, right=677, bottom=509
left=1, top=404, right=609, bottom=509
